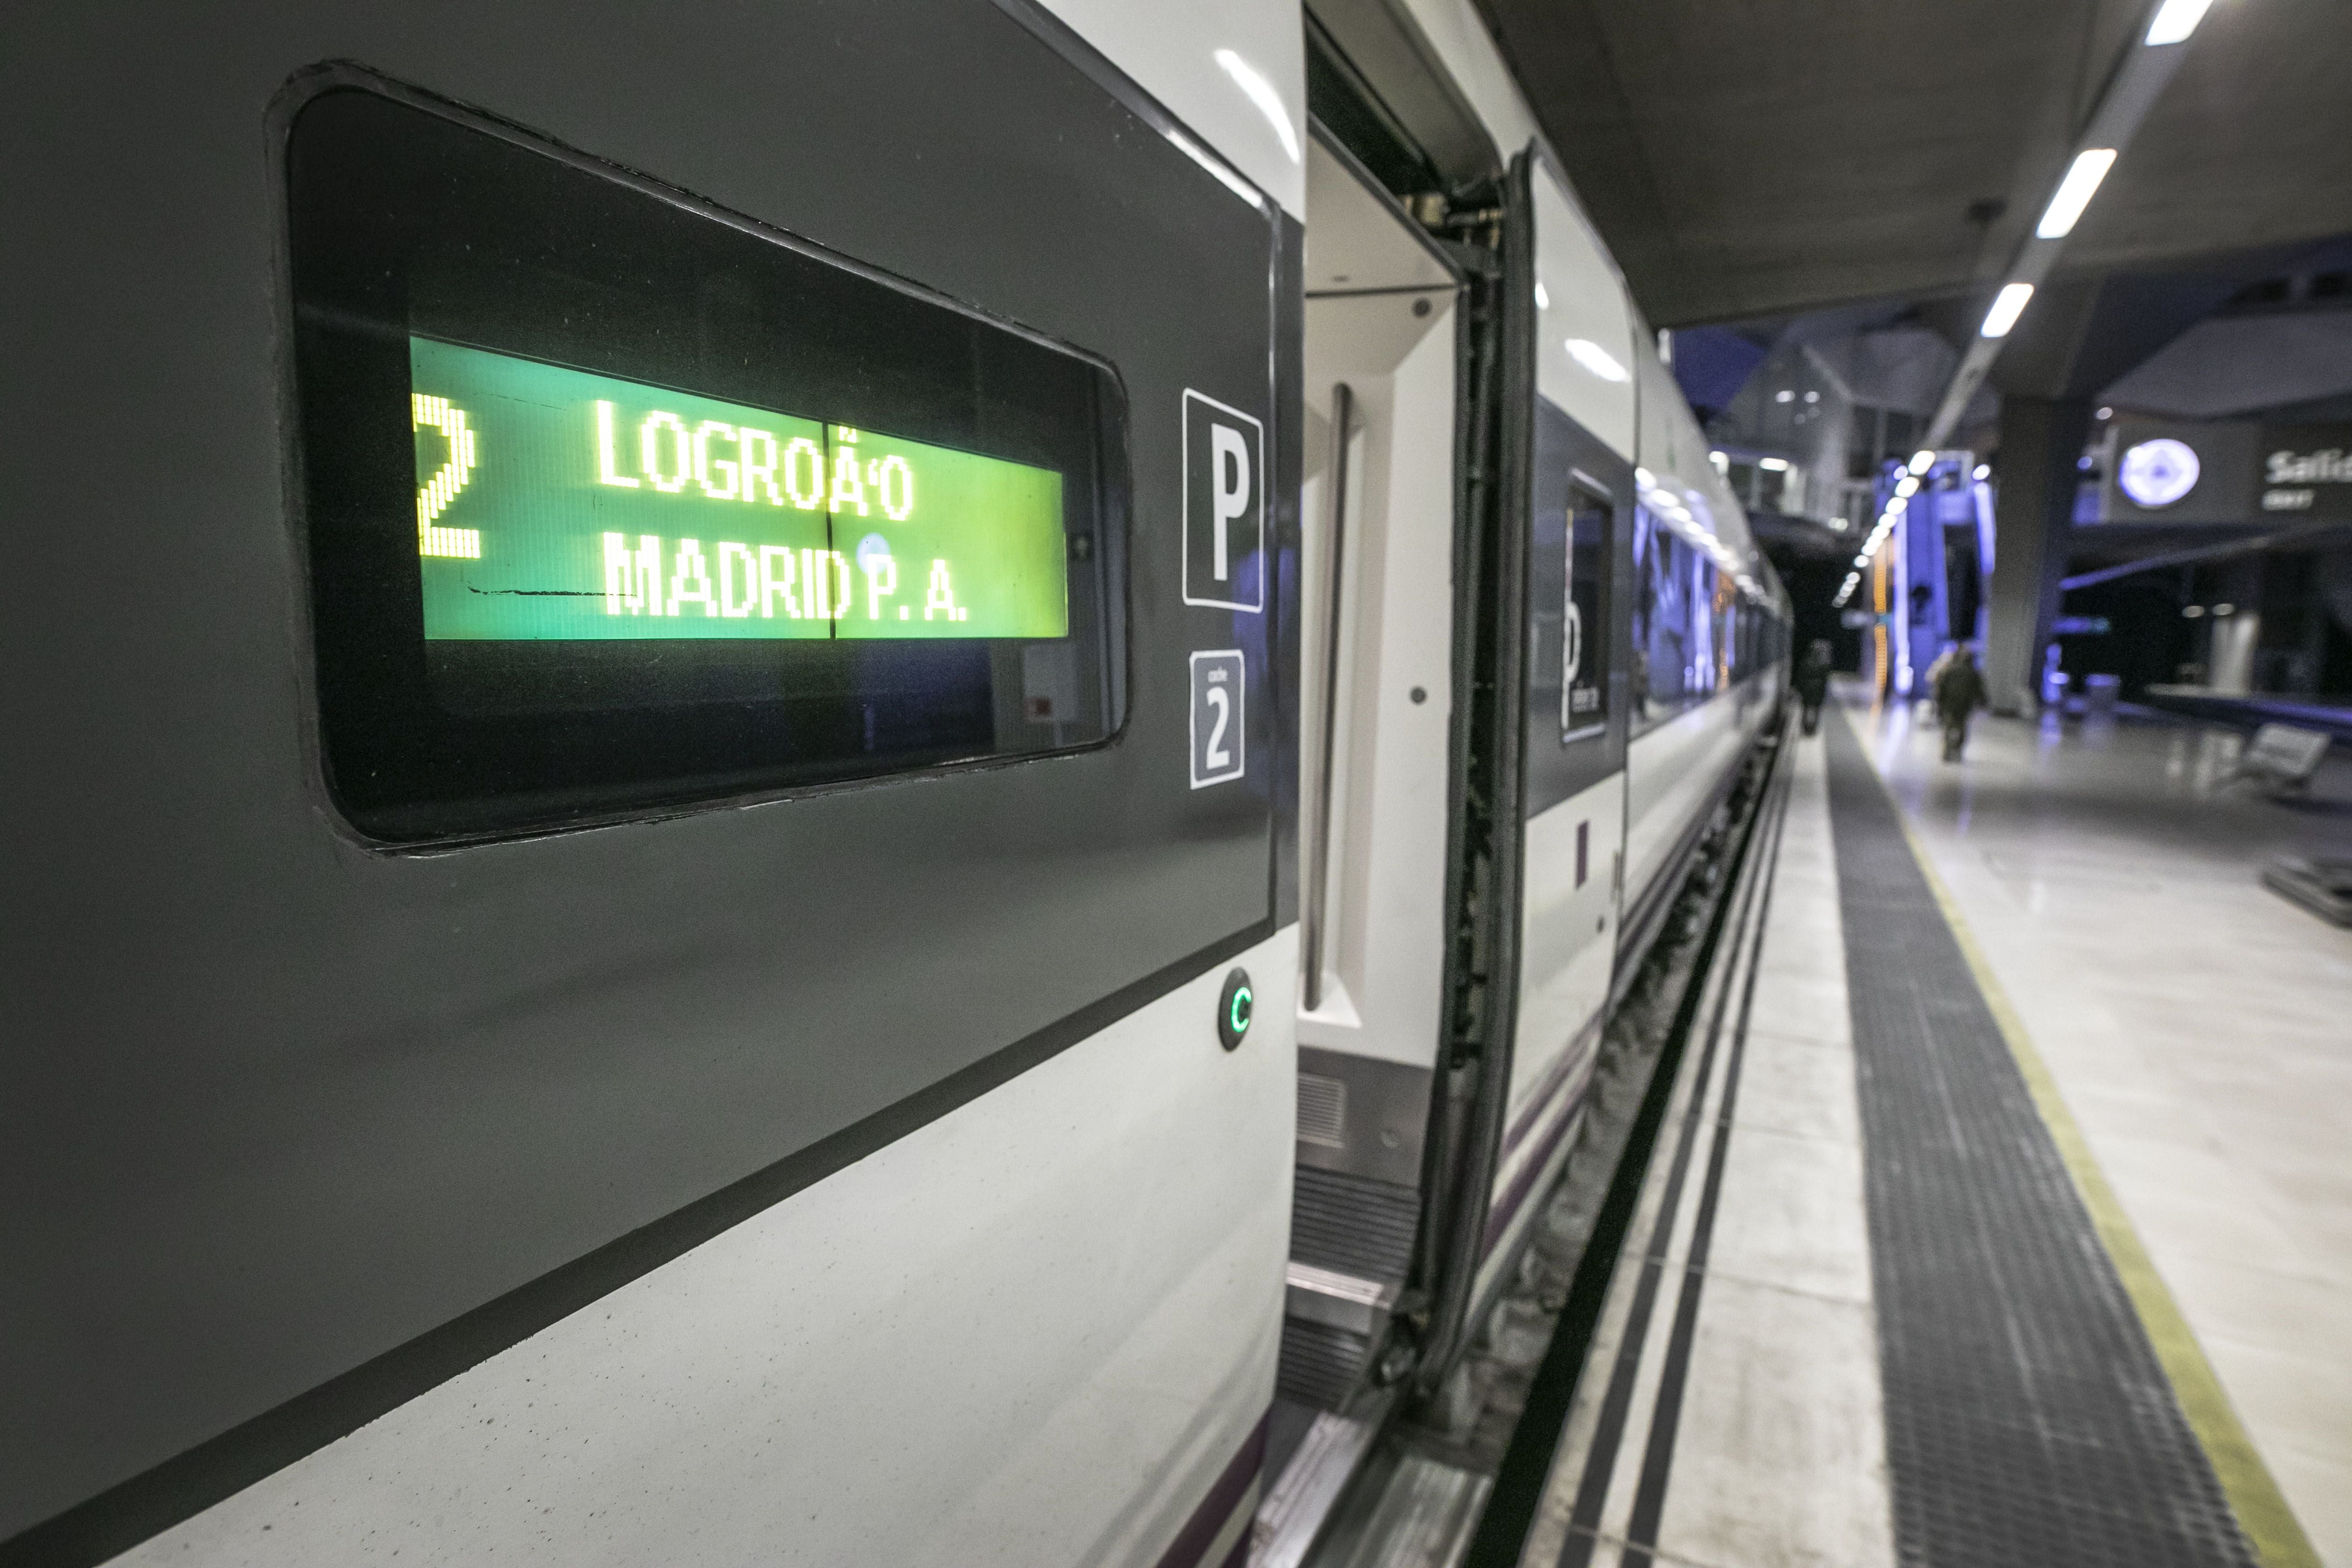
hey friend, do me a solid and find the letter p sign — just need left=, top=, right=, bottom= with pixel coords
left=1183, top=390, right=1265, bottom=613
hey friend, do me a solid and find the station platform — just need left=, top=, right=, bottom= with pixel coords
left=1505, top=697, right=2352, bottom=1568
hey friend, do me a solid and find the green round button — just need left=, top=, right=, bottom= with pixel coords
left=1217, top=968, right=1253, bottom=1051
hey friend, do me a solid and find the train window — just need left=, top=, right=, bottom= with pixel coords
left=1529, top=399, right=1613, bottom=743
left=286, top=84, right=1125, bottom=842
left=1561, top=482, right=1612, bottom=735
left=1630, top=506, right=1730, bottom=727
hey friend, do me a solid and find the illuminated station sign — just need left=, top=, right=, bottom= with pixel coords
left=2099, top=415, right=2352, bottom=525
left=408, top=337, right=1070, bottom=641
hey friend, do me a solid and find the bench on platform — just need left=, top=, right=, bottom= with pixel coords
left=2262, top=856, right=2352, bottom=926
left=2231, top=722, right=2331, bottom=795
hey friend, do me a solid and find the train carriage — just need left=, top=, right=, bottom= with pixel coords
left=1277, top=0, right=1786, bottom=1460
left=0, top=2, right=1783, bottom=1564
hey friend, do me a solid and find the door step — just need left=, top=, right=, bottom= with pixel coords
left=1287, top=1261, right=1401, bottom=1338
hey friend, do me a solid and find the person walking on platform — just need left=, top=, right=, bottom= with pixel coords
left=1795, top=638, right=1832, bottom=735
left=1932, top=644, right=1988, bottom=762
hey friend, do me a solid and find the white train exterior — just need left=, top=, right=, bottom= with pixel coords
left=1292, top=0, right=1785, bottom=1446
left=0, top=4, right=1781, bottom=1567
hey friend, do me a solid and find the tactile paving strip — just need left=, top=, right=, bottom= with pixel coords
left=1822, top=711, right=2254, bottom=1568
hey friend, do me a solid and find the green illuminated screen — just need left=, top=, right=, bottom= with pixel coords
left=408, top=337, right=1070, bottom=640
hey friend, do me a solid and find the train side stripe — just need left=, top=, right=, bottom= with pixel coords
left=1151, top=1413, right=1268, bottom=1568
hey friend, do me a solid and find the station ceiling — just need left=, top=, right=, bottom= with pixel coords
left=1474, top=0, right=2352, bottom=333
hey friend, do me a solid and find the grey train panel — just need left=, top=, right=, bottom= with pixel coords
left=0, top=0, right=1286, bottom=1549
left=1522, top=395, right=1633, bottom=819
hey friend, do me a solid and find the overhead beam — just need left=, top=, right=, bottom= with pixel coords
left=1922, top=0, right=2209, bottom=446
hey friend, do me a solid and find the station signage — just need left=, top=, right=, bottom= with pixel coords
left=2093, top=415, right=2352, bottom=526
left=2093, top=416, right=2257, bottom=525
left=2256, top=425, right=2352, bottom=520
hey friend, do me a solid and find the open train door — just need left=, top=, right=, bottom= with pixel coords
left=1257, top=136, right=1550, bottom=1477
left=1466, top=152, right=1645, bottom=1344
left=1271, top=126, right=1468, bottom=1476
left=1412, top=145, right=1642, bottom=1410
left=1406, top=146, right=1542, bottom=1407
left=1272, top=136, right=1596, bottom=1456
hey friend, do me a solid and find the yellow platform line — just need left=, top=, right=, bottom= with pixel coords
left=1862, top=743, right=2320, bottom=1568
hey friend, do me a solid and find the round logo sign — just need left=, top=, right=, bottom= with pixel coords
left=2118, top=438, right=2201, bottom=509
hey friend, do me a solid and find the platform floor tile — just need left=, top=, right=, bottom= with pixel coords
left=1862, top=699, right=2351, bottom=1567
left=1518, top=725, right=1896, bottom=1568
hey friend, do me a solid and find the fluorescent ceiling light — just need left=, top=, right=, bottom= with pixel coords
left=1895, top=476, right=1920, bottom=498
left=1908, top=449, right=1936, bottom=475
left=2145, top=0, right=2213, bottom=45
left=1566, top=338, right=1631, bottom=382
left=1981, top=282, right=2035, bottom=338
left=1759, top=456, right=1790, bottom=471
left=1213, top=49, right=1301, bottom=164
left=1973, top=463, right=1991, bottom=480
left=1535, top=281, right=1550, bottom=311
left=2037, top=148, right=2118, bottom=238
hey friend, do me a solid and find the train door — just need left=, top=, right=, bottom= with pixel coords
left=1275, top=129, right=1463, bottom=1444
left=1396, top=152, right=1642, bottom=1375
left=1, top=8, right=1301, bottom=1567
left=1474, top=160, right=1642, bottom=1318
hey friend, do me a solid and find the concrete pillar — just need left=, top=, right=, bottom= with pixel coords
left=1985, top=396, right=2090, bottom=714
left=2209, top=613, right=2259, bottom=693
left=2206, top=555, right=2265, bottom=693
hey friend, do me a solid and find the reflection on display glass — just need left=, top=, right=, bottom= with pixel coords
left=411, top=339, right=1070, bottom=643
left=287, top=82, right=1126, bottom=841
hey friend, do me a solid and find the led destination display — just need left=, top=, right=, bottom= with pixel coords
left=408, top=337, right=1071, bottom=640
